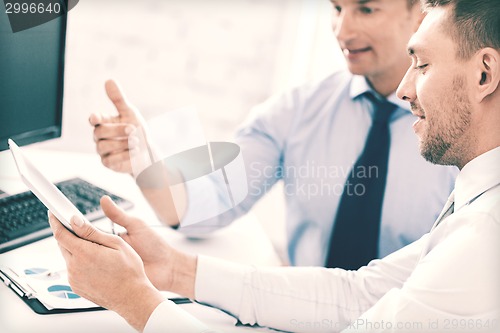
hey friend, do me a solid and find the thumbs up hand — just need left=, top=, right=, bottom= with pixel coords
left=90, top=80, right=148, bottom=174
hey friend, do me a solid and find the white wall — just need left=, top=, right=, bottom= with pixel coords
left=35, top=0, right=346, bottom=261
left=36, top=0, right=344, bottom=152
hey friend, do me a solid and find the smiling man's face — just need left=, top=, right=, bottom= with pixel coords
left=331, top=0, right=421, bottom=83
left=397, top=7, right=476, bottom=167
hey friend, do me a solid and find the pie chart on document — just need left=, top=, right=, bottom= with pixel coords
left=47, top=284, right=81, bottom=299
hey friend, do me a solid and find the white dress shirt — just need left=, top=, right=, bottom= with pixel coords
left=144, top=146, right=500, bottom=333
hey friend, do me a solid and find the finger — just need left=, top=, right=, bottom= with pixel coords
left=119, top=232, right=131, bottom=243
left=101, top=195, right=147, bottom=230
left=93, top=123, right=135, bottom=141
left=89, top=112, right=121, bottom=126
left=48, top=211, right=79, bottom=253
left=69, top=214, right=121, bottom=249
left=88, top=113, right=101, bottom=126
left=101, top=150, right=132, bottom=173
left=105, top=80, right=134, bottom=117
left=96, top=139, right=132, bottom=157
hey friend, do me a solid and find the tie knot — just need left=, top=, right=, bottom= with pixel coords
left=363, top=92, right=397, bottom=124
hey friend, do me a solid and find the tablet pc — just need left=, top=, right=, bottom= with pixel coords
left=8, top=139, right=82, bottom=234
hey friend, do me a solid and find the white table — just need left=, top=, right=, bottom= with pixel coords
left=0, top=148, right=282, bottom=333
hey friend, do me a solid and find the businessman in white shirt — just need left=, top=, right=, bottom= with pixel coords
left=48, top=0, right=500, bottom=332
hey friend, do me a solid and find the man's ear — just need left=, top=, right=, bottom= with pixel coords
left=475, top=48, right=500, bottom=103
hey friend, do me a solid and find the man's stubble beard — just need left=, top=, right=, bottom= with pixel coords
left=419, top=75, right=473, bottom=166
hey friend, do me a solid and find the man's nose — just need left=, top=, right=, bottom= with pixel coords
left=333, top=10, right=357, bottom=43
left=397, top=67, right=417, bottom=102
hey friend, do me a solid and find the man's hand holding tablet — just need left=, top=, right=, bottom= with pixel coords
left=9, top=139, right=85, bottom=235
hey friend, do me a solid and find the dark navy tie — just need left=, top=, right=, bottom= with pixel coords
left=325, top=92, right=397, bottom=270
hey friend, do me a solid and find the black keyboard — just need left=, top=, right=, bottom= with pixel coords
left=0, top=177, right=133, bottom=253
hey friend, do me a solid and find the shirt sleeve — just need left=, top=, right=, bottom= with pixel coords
left=195, top=235, right=426, bottom=332
left=341, top=212, right=500, bottom=333
left=144, top=300, right=219, bottom=333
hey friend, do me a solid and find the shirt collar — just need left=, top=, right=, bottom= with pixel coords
left=454, top=146, right=500, bottom=211
left=349, top=75, right=411, bottom=112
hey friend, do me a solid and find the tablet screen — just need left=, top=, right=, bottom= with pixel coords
left=9, top=139, right=82, bottom=234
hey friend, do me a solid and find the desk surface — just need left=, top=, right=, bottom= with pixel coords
left=0, top=148, right=281, bottom=333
